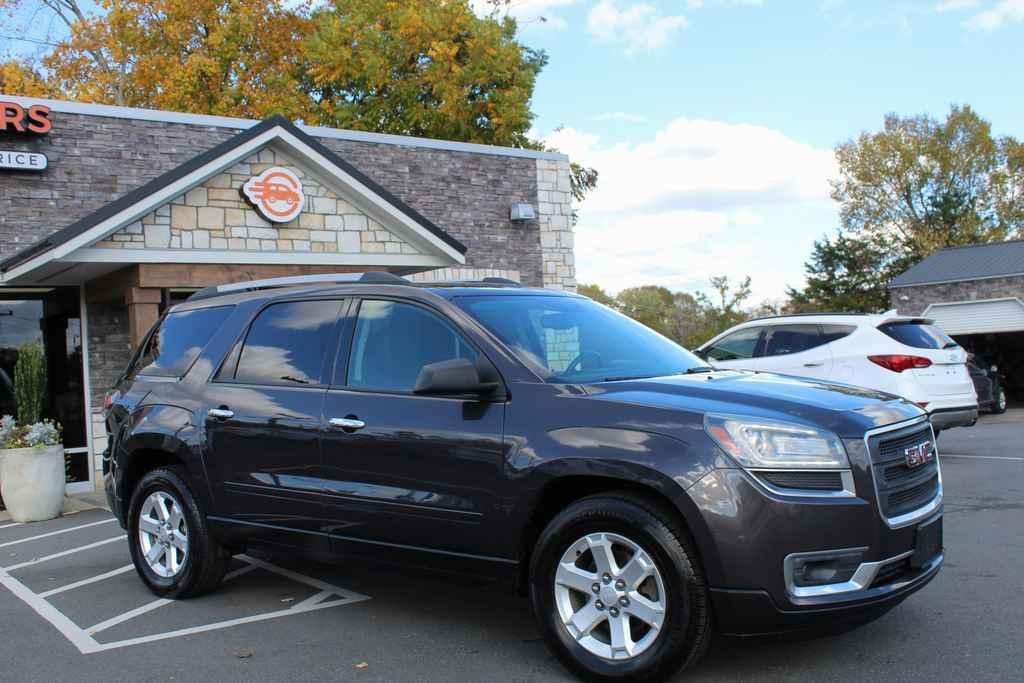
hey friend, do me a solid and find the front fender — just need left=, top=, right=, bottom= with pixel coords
left=509, top=426, right=726, bottom=585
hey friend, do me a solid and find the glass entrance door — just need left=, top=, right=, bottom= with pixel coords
left=0, top=287, right=88, bottom=486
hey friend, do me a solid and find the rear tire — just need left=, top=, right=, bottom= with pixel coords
left=529, top=493, right=711, bottom=682
left=991, top=387, right=1008, bottom=414
left=127, top=466, right=230, bottom=599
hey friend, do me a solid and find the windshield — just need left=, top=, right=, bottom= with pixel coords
left=456, top=295, right=709, bottom=383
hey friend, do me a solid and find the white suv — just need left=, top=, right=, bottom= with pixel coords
left=695, top=312, right=978, bottom=433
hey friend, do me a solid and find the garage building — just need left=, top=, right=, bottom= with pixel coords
left=0, top=95, right=576, bottom=492
left=890, top=240, right=1024, bottom=403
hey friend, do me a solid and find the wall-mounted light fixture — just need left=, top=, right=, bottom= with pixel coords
left=510, top=203, right=537, bottom=221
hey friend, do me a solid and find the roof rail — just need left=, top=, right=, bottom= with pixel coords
left=481, top=277, right=521, bottom=287
left=186, top=271, right=408, bottom=302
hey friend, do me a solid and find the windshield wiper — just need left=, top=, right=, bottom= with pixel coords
left=280, top=375, right=311, bottom=384
left=942, top=342, right=960, bottom=349
left=682, top=366, right=715, bottom=374
left=602, top=374, right=658, bottom=382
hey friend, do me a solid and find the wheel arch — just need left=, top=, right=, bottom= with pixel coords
left=516, top=470, right=722, bottom=594
left=115, top=404, right=209, bottom=523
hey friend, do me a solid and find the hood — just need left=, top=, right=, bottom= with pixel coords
left=583, top=370, right=925, bottom=438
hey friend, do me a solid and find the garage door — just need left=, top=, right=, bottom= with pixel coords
left=924, top=298, right=1024, bottom=335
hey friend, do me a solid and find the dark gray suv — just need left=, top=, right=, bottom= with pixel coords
left=104, top=273, right=943, bottom=682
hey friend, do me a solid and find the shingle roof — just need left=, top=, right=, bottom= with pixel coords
left=889, top=240, right=1024, bottom=288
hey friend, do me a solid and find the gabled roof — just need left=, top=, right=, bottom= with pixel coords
left=1, top=115, right=467, bottom=277
left=889, top=240, right=1024, bottom=288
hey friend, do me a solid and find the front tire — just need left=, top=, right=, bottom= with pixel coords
left=529, top=494, right=711, bottom=682
left=127, top=466, right=230, bottom=598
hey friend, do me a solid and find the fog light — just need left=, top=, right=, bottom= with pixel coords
left=790, top=550, right=863, bottom=587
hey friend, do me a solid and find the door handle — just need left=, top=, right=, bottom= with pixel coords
left=208, top=408, right=234, bottom=420
left=803, top=362, right=824, bottom=368
left=330, top=417, right=366, bottom=431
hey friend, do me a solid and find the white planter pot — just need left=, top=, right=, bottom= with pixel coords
left=0, top=445, right=65, bottom=523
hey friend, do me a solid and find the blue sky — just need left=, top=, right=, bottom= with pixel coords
left=489, top=0, right=1024, bottom=302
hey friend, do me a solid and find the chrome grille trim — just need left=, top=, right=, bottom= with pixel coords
left=863, top=416, right=943, bottom=529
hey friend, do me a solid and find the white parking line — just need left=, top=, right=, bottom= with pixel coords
left=0, top=518, right=117, bottom=549
left=0, top=529, right=370, bottom=654
left=0, top=522, right=22, bottom=530
left=3, top=536, right=127, bottom=572
left=39, top=565, right=135, bottom=598
left=87, top=597, right=172, bottom=635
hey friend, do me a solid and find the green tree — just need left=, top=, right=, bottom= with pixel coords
left=2, top=0, right=597, bottom=201
left=831, top=105, right=1024, bottom=262
left=695, top=276, right=752, bottom=338
left=615, top=286, right=678, bottom=338
left=578, top=283, right=616, bottom=308
left=786, top=234, right=899, bottom=313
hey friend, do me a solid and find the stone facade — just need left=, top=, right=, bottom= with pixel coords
left=0, top=104, right=570, bottom=288
left=93, top=148, right=418, bottom=256
left=891, top=275, right=1024, bottom=316
left=536, top=158, right=576, bottom=291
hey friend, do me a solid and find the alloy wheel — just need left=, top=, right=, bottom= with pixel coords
left=137, top=490, right=189, bottom=578
left=553, top=532, right=668, bottom=661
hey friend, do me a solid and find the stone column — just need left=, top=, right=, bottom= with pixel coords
left=536, top=158, right=576, bottom=291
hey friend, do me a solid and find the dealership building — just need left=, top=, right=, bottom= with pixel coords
left=890, top=239, right=1024, bottom=402
left=0, top=95, right=576, bottom=491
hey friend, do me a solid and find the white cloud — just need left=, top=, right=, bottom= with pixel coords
left=593, top=112, right=649, bottom=123
left=933, top=0, right=982, bottom=11
left=545, top=119, right=838, bottom=300
left=470, top=0, right=581, bottom=29
left=586, top=1, right=688, bottom=53
left=964, top=0, right=1024, bottom=29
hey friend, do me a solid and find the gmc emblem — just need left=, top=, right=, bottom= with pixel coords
left=905, top=441, right=936, bottom=469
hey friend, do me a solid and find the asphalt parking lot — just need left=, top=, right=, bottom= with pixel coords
left=2, top=411, right=1022, bottom=682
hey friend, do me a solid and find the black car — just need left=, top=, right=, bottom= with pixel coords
left=966, top=352, right=1008, bottom=414
left=104, top=273, right=943, bottom=682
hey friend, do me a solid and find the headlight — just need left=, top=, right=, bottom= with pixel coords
left=704, top=413, right=849, bottom=469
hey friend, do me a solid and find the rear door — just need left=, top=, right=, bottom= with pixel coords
left=700, top=326, right=763, bottom=370
left=876, top=320, right=973, bottom=398
left=203, top=298, right=345, bottom=546
left=756, top=324, right=833, bottom=380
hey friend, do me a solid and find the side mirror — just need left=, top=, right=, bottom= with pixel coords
left=694, top=348, right=708, bottom=360
left=414, top=358, right=500, bottom=397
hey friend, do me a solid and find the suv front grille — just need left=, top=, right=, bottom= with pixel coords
left=869, top=424, right=940, bottom=522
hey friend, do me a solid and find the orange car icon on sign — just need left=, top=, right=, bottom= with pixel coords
left=242, top=167, right=305, bottom=223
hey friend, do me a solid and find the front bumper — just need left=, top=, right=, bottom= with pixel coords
left=928, top=405, right=978, bottom=430
left=688, top=417, right=943, bottom=636
left=710, top=551, right=942, bottom=636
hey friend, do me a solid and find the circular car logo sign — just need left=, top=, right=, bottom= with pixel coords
left=242, top=166, right=304, bottom=223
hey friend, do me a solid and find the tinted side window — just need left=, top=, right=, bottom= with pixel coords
left=763, top=324, right=823, bottom=356
left=233, top=300, right=341, bottom=386
left=820, top=324, right=856, bottom=344
left=705, top=327, right=761, bottom=361
left=131, top=306, right=233, bottom=378
left=878, top=322, right=956, bottom=350
left=348, top=300, right=478, bottom=392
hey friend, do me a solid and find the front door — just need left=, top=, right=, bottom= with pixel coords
left=203, top=298, right=344, bottom=547
left=320, top=298, right=506, bottom=559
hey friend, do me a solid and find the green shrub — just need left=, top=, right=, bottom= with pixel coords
left=14, top=342, right=46, bottom=425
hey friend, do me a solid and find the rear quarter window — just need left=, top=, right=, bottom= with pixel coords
left=877, top=321, right=957, bottom=350
left=130, top=306, right=234, bottom=378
